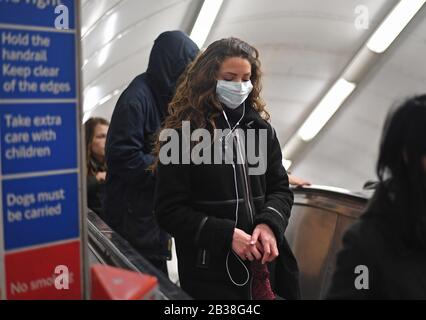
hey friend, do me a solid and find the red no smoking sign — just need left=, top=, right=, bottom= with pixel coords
left=5, top=241, right=81, bottom=300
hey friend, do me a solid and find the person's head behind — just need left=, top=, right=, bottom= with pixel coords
left=375, top=94, right=426, bottom=249
left=165, top=37, right=269, bottom=131
left=146, top=30, right=199, bottom=117
left=85, top=117, right=110, bottom=175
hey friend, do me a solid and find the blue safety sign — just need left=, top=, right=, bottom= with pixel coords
left=0, top=0, right=75, bottom=29
left=0, top=0, right=85, bottom=299
left=2, top=173, right=79, bottom=250
left=0, top=28, right=77, bottom=100
left=0, top=103, right=77, bottom=175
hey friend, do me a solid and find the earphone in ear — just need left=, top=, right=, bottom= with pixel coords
left=221, top=104, right=245, bottom=144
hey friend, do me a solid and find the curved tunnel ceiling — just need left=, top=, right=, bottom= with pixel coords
left=80, top=0, right=426, bottom=191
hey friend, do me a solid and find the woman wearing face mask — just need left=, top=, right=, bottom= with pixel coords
left=85, top=117, right=109, bottom=218
left=327, top=95, right=426, bottom=299
left=153, top=38, right=299, bottom=300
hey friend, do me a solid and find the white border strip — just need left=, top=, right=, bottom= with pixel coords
left=0, top=114, right=5, bottom=299
left=2, top=169, right=78, bottom=181
left=75, top=0, right=89, bottom=300
left=3, top=237, right=81, bottom=256
left=0, top=99, right=77, bottom=105
left=0, top=23, right=75, bottom=33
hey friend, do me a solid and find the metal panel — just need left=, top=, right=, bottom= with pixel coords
left=286, top=186, right=368, bottom=299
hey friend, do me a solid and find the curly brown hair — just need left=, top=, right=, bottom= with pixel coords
left=151, top=37, right=269, bottom=170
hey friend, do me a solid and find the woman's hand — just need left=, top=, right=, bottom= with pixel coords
left=96, top=171, right=107, bottom=182
left=288, top=174, right=311, bottom=187
left=232, top=228, right=263, bottom=261
left=251, top=224, right=279, bottom=264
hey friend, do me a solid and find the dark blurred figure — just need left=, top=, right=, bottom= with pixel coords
left=85, top=117, right=109, bottom=217
left=327, top=94, right=426, bottom=299
left=104, top=31, right=199, bottom=274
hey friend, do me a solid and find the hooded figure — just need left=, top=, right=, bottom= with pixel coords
left=104, top=31, right=199, bottom=273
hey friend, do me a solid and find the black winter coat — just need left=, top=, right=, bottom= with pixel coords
left=87, top=158, right=106, bottom=217
left=327, top=187, right=426, bottom=300
left=104, top=31, right=198, bottom=260
left=154, top=105, right=299, bottom=299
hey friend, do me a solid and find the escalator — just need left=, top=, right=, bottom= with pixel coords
left=87, top=185, right=370, bottom=300
left=286, top=185, right=370, bottom=300
left=87, top=210, right=191, bottom=300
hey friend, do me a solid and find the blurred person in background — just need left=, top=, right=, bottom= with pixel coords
left=327, top=95, right=426, bottom=299
left=85, top=117, right=109, bottom=218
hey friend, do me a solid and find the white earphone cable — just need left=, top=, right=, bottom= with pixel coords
left=223, top=103, right=250, bottom=287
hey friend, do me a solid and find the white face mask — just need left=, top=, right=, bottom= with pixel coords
left=216, top=80, right=253, bottom=110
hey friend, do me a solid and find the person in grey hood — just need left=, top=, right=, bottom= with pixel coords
left=104, top=31, right=199, bottom=274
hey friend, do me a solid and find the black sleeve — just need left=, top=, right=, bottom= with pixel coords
left=154, top=161, right=235, bottom=255
left=254, top=127, right=293, bottom=246
left=326, top=223, right=377, bottom=300
left=87, top=175, right=98, bottom=196
left=105, top=99, right=154, bottom=181
left=87, top=175, right=104, bottom=215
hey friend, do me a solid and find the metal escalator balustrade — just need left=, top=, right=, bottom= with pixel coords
left=87, top=210, right=191, bottom=300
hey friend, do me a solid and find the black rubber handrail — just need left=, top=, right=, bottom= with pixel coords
left=292, top=184, right=370, bottom=202
left=87, top=210, right=191, bottom=300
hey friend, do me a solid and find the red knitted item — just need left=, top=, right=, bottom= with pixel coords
left=251, top=261, right=276, bottom=300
